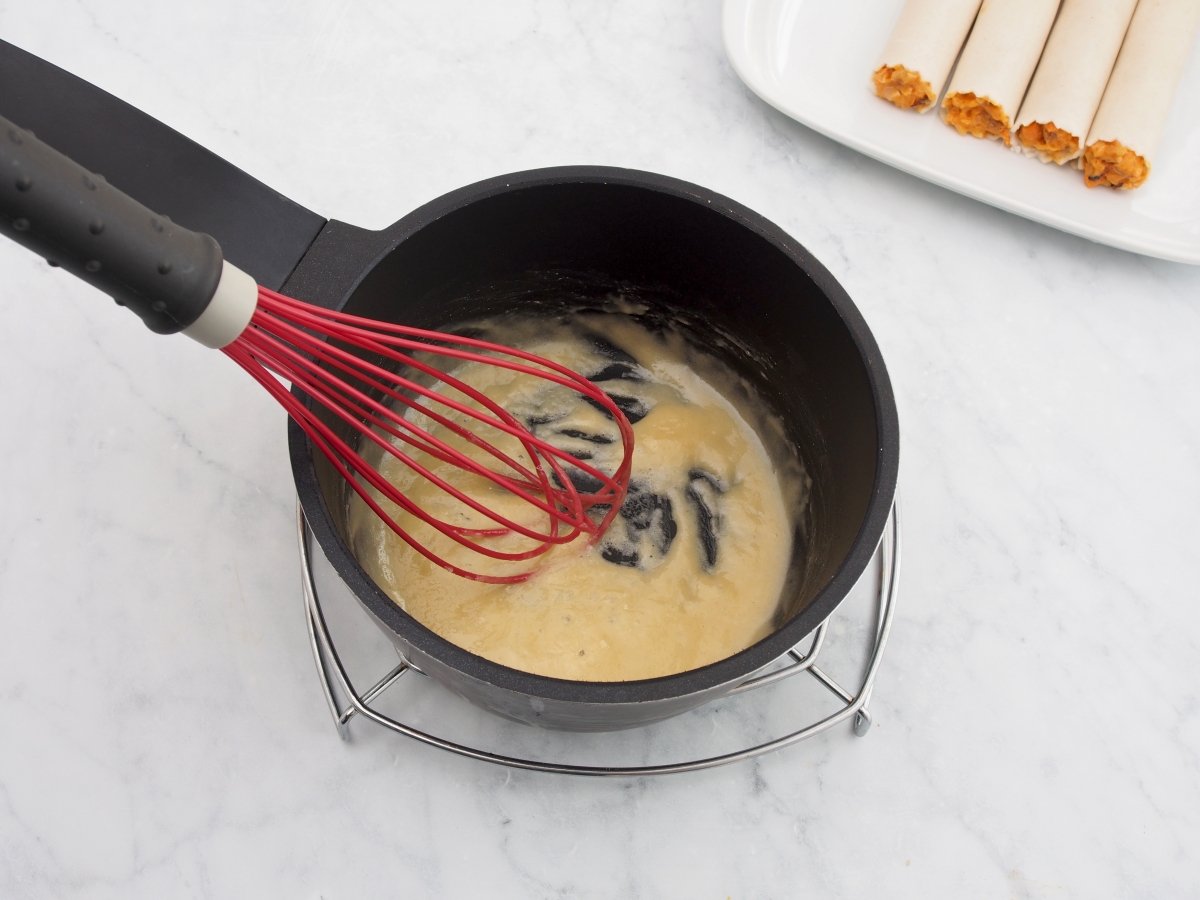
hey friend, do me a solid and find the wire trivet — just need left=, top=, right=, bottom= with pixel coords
left=298, top=502, right=900, bottom=776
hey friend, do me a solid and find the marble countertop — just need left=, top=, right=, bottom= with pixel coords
left=2, top=2, right=1198, bottom=897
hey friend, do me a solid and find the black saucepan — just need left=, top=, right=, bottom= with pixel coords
left=0, top=41, right=899, bottom=731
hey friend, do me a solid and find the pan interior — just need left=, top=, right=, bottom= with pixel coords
left=308, top=181, right=884, bottom=677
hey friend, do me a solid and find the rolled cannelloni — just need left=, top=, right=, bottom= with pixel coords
left=941, top=0, right=1062, bottom=146
left=872, top=0, right=984, bottom=112
left=1082, top=0, right=1200, bottom=190
left=1013, top=0, right=1138, bottom=164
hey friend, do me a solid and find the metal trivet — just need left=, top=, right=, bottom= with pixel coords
left=298, top=503, right=900, bottom=776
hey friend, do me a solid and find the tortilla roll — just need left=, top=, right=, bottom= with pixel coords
left=872, top=0, right=984, bottom=113
left=1013, top=0, right=1138, bottom=164
left=1082, top=0, right=1200, bottom=190
left=941, top=0, right=1062, bottom=146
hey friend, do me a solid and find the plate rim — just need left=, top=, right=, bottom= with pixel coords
left=721, top=0, right=1200, bottom=266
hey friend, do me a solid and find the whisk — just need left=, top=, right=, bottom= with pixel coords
left=0, top=116, right=634, bottom=583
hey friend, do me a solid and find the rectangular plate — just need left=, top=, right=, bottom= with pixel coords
left=722, top=0, right=1200, bottom=265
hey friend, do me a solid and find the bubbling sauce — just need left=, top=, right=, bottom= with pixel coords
left=346, top=308, right=810, bottom=681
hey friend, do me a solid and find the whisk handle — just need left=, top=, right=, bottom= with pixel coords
left=0, top=114, right=225, bottom=336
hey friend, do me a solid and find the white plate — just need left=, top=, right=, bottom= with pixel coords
left=722, top=0, right=1200, bottom=265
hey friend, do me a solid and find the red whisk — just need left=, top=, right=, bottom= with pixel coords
left=0, top=117, right=633, bottom=583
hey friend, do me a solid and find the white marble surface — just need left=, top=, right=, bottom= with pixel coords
left=1, top=2, right=1199, bottom=897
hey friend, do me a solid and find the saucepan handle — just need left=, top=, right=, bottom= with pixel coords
left=0, top=39, right=325, bottom=290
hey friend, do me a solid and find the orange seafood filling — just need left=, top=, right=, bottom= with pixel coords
left=872, top=65, right=935, bottom=111
left=1082, top=140, right=1149, bottom=190
left=942, top=92, right=1011, bottom=146
left=1016, top=121, right=1080, bottom=164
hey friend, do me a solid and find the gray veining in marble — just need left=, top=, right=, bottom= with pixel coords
left=1, top=1, right=1198, bottom=897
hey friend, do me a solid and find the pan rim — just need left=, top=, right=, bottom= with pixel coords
left=286, top=165, right=900, bottom=709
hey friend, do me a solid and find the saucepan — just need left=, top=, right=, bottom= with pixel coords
left=0, top=41, right=899, bottom=731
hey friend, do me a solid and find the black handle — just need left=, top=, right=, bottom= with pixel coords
left=0, top=40, right=326, bottom=290
left=0, top=116, right=223, bottom=334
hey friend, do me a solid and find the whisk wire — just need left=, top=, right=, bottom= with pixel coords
left=241, top=318, right=589, bottom=543
left=243, top=355, right=554, bottom=580
left=225, top=337, right=568, bottom=579
left=221, top=288, right=636, bottom=582
left=262, top=292, right=632, bottom=507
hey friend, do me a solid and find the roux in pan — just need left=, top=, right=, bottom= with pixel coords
left=347, top=308, right=809, bottom=681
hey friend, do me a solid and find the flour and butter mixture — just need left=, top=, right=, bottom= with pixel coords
left=346, top=307, right=810, bottom=681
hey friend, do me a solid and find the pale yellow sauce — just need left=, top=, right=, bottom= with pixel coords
left=347, top=309, right=808, bottom=681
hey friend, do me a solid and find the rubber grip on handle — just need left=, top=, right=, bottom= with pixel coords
left=0, top=114, right=223, bottom=334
